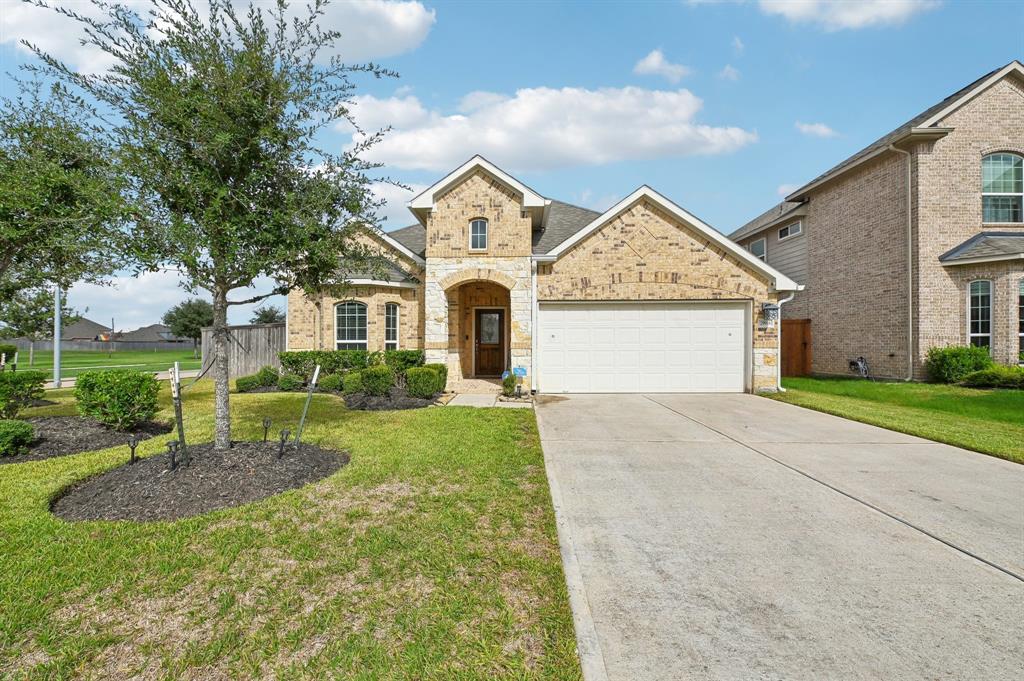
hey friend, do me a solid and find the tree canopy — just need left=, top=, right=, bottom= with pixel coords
left=162, top=299, right=214, bottom=346
left=249, top=304, right=286, bottom=325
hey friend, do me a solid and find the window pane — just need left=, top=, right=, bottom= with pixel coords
left=470, top=219, right=487, bottom=249
left=385, top=303, right=398, bottom=346
left=982, top=153, right=1023, bottom=193
left=750, top=239, right=765, bottom=260
left=480, top=313, right=500, bottom=344
left=970, top=336, right=991, bottom=348
left=970, top=281, right=992, bottom=339
left=983, top=196, right=1023, bottom=222
left=336, top=302, right=367, bottom=344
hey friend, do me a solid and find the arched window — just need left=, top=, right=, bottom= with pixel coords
left=968, top=280, right=992, bottom=350
left=384, top=303, right=399, bottom=351
left=469, top=218, right=488, bottom=250
left=335, top=301, right=367, bottom=350
left=982, top=153, right=1023, bottom=223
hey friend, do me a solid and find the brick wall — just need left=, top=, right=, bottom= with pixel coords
left=425, top=170, right=533, bottom=258
left=536, top=198, right=782, bottom=391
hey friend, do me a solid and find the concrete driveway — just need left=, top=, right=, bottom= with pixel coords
left=536, top=394, right=1024, bottom=680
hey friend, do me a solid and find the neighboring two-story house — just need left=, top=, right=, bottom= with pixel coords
left=732, top=61, right=1024, bottom=379
left=287, top=156, right=799, bottom=393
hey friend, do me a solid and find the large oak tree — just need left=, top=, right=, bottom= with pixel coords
left=29, top=0, right=391, bottom=448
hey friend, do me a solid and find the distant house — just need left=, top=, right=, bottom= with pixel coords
left=62, top=318, right=114, bottom=341
left=118, top=323, right=189, bottom=344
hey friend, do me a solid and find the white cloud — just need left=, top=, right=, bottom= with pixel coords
left=571, top=189, right=620, bottom=212
left=732, top=35, right=745, bottom=55
left=718, top=64, right=740, bottom=81
left=757, top=0, right=939, bottom=31
left=777, top=183, right=800, bottom=197
left=346, top=86, right=757, bottom=172
left=633, top=49, right=693, bottom=83
left=370, top=181, right=428, bottom=229
left=67, top=269, right=283, bottom=330
left=795, top=121, right=838, bottom=138
left=0, top=0, right=435, bottom=72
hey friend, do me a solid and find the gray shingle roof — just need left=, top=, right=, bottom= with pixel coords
left=120, top=323, right=188, bottom=342
left=62, top=317, right=113, bottom=340
left=938, top=232, right=1024, bottom=264
left=532, top=200, right=602, bottom=254
left=787, top=63, right=1014, bottom=200
left=387, top=224, right=426, bottom=257
left=730, top=201, right=804, bottom=241
left=345, top=258, right=419, bottom=283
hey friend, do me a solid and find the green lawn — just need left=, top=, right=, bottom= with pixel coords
left=9, top=349, right=201, bottom=380
left=0, top=383, right=580, bottom=679
left=769, top=377, right=1024, bottom=464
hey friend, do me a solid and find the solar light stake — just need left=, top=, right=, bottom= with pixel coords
left=262, top=417, right=272, bottom=442
left=128, top=435, right=139, bottom=464
left=293, top=365, right=320, bottom=448
left=278, top=429, right=290, bottom=460
left=167, top=440, right=178, bottom=470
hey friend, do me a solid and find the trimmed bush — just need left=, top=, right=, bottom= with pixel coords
left=961, top=365, right=1024, bottom=389
left=361, top=365, right=394, bottom=396
left=406, top=367, right=442, bottom=399
left=278, top=350, right=370, bottom=377
left=318, top=373, right=344, bottom=393
left=235, top=374, right=262, bottom=393
left=383, top=349, right=424, bottom=374
left=254, top=365, right=279, bottom=386
left=925, top=345, right=993, bottom=384
left=0, top=419, right=34, bottom=456
left=424, top=363, right=448, bottom=390
left=0, top=370, right=46, bottom=419
left=342, top=371, right=363, bottom=395
left=277, top=373, right=305, bottom=391
left=0, top=343, right=18, bottom=363
left=75, top=370, right=160, bottom=431
left=502, top=372, right=517, bottom=397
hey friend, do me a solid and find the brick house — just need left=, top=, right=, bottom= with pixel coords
left=287, top=156, right=799, bottom=393
left=732, top=61, right=1024, bottom=379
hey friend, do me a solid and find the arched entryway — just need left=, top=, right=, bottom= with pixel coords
left=447, top=279, right=511, bottom=379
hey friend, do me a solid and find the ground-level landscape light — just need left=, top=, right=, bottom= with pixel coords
left=263, top=417, right=272, bottom=442
left=278, top=429, right=290, bottom=460
left=128, top=435, right=139, bottom=464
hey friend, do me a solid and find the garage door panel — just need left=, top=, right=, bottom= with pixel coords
left=538, top=302, right=747, bottom=393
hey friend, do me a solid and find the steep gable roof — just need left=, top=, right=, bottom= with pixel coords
left=532, top=200, right=602, bottom=255
left=387, top=223, right=426, bottom=258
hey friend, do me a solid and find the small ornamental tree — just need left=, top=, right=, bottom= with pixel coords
left=0, top=287, right=79, bottom=365
left=31, top=0, right=394, bottom=449
left=0, top=81, right=129, bottom=302
left=250, top=304, right=286, bottom=325
left=162, top=299, right=214, bottom=355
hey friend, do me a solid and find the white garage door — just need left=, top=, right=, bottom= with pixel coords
left=537, top=302, right=747, bottom=393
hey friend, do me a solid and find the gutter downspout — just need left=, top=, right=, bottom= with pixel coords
left=888, top=143, right=915, bottom=381
left=530, top=260, right=539, bottom=392
left=776, top=291, right=796, bottom=392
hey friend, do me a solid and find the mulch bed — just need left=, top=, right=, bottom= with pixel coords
left=0, top=417, right=172, bottom=466
left=343, top=387, right=437, bottom=411
left=51, top=441, right=348, bottom=522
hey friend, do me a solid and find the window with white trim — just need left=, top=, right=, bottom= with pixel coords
left=982, top=153, right=1023, bottom=223
left=1018, top=280, right=1023, bottom=361
left=749, top=238, right=766, bottom=262
left=335, top=301, right=367, bottom=350
left=470, top=219, right=488, bottom=250
left=778, top=221, right=802, bottom=240
left=968, top=280, right=992, bottom=350
left=384, top=303, right=399, bottom=351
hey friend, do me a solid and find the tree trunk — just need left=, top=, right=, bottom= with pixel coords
left=28, top=340, right=34, bottom=366
left=212, top=288, right=231, bottom=450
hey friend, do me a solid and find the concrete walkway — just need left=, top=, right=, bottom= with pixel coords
left=537, top=393, right=1023, bottom=680
left=446, top=393, right=532, bottom=408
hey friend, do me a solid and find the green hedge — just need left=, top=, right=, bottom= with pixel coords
left=0, top=370, right=46, bottom=419
left=961, top=365, right=1024, bottom=389
left=278, top=349, right=425, bottom=378
left=318, top=373, right=344, bottom=393
left=924, top=345, right=993, bottom=383
left=0, top=343, right=18, bottom=362
left=0, top=419, right=34, bottom=457
left=406, top=366, right=443, bottom=399
left=423, top=363, right=448, bottom=390
left=75, top=370, right=160, bottom=431
left=236, top=365, right=279, bottom=393
left=361, top=365, right=394, bottom=396
left=342, top=371, right=363, bottom=395
left=277, top=373, right=305, bottom=391
left=384, top=349, right=425, bottom=375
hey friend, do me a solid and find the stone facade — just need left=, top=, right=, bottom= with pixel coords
left=735, top=71, right=1024, bottom=379
left=537, top=199, right=782, bottom=392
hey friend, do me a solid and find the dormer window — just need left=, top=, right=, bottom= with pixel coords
left=470, top=219, right=488, bottom=250
left=982, top=153, right=1023, bottom=223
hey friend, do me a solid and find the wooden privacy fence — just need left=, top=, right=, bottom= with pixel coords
left=6, top=339, right=191, bottom=352
left=781, top=319, right=812, bottom=376
left=200, top=323, right=285, bottom=378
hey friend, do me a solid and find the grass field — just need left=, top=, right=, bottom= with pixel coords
left=0, top=382, right=580, bottom=679
left=8, top=349, right=201, bottom=379
left=769, top=377, right=1024, bottom=464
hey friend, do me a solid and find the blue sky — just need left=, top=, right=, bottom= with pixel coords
left=1, top=0, right=1021, bottom=327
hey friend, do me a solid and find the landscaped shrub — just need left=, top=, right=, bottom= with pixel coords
left=75, top=370, right=160, bottom=431
left=383, top=349, right=424, bottom=375
left=424, top=363, right=448, bottom=390
left=278, top=350, right=371, bottom=377
left=360, top=365, right=394, bottom=396
left=502, top=372, right=517, bottom=397
left=406, top=366, right=442, bottom=399
left=277, top=373, right=305, bottom=391
left=925, top=345, right=993, bottom=383
left=254, top=365, right=279, bottom=386
left=235, top=374, right=262, bottom=393
left=0, top=370, right=47, bottom=419
left=342, top=371, right=363, bottom=395
left=318, top=373, right=344, bottom=393
left=0, top=419, right=34, bottom=456
left=0, top=343, right=18, bottom=363
left=961, top=365, right=1024, bottom=389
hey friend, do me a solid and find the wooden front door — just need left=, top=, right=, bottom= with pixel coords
left=474, top=309, right=505, bottom=376
left=781, top=319, right=812, bottom=376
